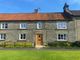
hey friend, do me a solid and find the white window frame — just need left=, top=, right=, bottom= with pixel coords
left=1, top=23, right=8, bottom=29
left=20, top=23, right=27, bottom=29
left=19, top=34, right=26, bottom=40
left=56, top=22, right=67, bottom=29
left=57, top=34, right=67, bottom=41
left=37, top=22, right=43, bottom=29
left=0, top=34, right=6, bottom=40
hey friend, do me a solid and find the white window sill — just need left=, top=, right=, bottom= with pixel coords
left=57, top=40, right=67, bottom=41
left=37, top=28, right=42, bottom=29
left=0, top=39, right=5, bottom=40
left=19, top=39, right=26, bottom=40
left=57, top=28, right=67, bottom=29
left=19, top=28, right=26, bottom=29
left=0, top=28, right=7, bottom=29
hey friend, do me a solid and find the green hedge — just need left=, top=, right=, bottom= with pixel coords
left=0, top=41, right=33, bottom=48
left=47, top=41, right=71, bottom=48
left=71, top=41, right=80, bottom=47
left=2, top=41, right=80, bottom=48
left=15, top=42, right=33, bottom=48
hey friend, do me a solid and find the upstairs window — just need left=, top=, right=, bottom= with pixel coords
left=37, top=22, right=43, bottom=29
left=1, top=23, right=8, bottom=29
left=56, top=22, right=67, bottom=29
left=20, top=23, right=27, bottom=29
left=0, top=34, right=6, bottom=40
left=57, top=34, right=67, bottom=41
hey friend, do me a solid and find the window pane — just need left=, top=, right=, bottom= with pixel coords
left=21, top=34, right=23, bottom=39
left=57, top=22, right=67, bottom=29
left=23, top=34, right=26, bottom=39
left=64, top=34, right=66, bottom=40
left=2, top=24, right=4, bottom=28
left=20, top=23, right=27, bottom=29
left=1, top=34, right=4, bottom=39
left=61, top=35, right=63, bottom=39
left=1, top=23, right=8, bottom=29
left=58, top=34, right=60, bottom=39
left=19, top=34, right=26, bottom=40
left=5, top=24, right=8, bottom=28
left=37, top=22, right=42, bottom=29
left=4, top=34, right=6, bottom=39
left=0, top=34, right=6, bottom=40
left=57, top=34, right=67, bottom=41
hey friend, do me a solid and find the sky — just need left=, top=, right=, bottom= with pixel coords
left=0, top=0, right=80, bottom=13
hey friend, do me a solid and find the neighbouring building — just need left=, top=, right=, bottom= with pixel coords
left=0, top=3, right=80, bottom=47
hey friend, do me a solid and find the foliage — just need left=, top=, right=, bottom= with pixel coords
left=0, top=41, right=33, bottom=48
left=47, top=41, right=71, bottom=48
left=71, top=41, right=80, bottom=47
left=15, top=42, right=33, bottom=48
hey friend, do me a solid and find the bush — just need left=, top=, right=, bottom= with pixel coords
left=15, top=42, right=33, bottom=48
left=71, top=41, right=80, bottom=47
left=48, top=41, right=71, bottom=48
left=0, top=41, right=33, bottom=48
left=0, top=42, right=5, bottom=47
left=3, top=42, right=14, bottom=48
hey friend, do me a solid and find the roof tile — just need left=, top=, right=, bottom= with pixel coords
left=0, top=13, right=66, bottom=21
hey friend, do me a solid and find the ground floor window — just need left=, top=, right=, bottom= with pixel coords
left=0, top=34, right=6, bottom=40
left=57, top=34, right=67, bottom=41
left=19, top=34, right=26, bottom=40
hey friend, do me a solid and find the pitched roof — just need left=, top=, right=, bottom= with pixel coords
left=0, top=13, right=66, bottom=21
left=70, top=10, right=80, bottom=16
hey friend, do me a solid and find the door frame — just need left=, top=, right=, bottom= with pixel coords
left=35, top=34, right=43, bottom=47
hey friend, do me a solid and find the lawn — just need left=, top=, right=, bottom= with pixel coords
left=0, top=49, right=80, bottom=60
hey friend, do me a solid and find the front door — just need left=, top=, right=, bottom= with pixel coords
left=35, top=34, right=43, bottom=47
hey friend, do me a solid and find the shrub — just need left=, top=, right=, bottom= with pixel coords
left=3, top=41, right=15, bottom=48
left=0, top=41, right=33, bottom=48
left=48, top=41, right=71, bottom=48
left=71, top=41, right=80, bottom=47
left=25, top=42, right=33, bottom=47
left=0, top=42, right=5, bottom=47
left=15, top=42, right=33, bottom=48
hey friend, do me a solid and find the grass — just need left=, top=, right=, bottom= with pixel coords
left=0, top=49, right=80, bottom=60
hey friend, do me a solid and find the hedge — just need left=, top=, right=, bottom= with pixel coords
left=47, top=41, right=71, bottom=48
left=0, top=41, right=33, bottom=48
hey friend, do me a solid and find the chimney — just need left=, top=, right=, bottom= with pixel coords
left=34, top=8, right=40, bottom=13
left=63, top=3, right=69, bottom=12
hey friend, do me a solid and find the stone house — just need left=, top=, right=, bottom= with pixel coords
left=0, top=3, right=79, bottom=47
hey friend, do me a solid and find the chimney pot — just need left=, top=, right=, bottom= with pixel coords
left=34, top=8, right=38, bottom=13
